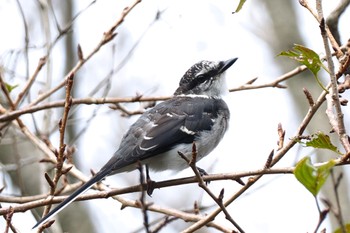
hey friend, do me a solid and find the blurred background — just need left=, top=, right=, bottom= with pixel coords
left=0, top=0, right=350, bottom=232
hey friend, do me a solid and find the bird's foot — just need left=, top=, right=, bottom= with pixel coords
left=196, top=166, right=210, bottom=185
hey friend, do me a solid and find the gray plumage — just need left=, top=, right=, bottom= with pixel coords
left=33, top=58, right=237, bottom=229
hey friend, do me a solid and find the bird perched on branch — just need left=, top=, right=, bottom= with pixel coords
left=33, top=58, right=238, bottom=229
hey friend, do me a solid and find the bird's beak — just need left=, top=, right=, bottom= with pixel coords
left=219, top=57, right=238, bottom=74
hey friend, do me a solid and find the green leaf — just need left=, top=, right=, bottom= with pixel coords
left=294, top=157, right=336, bottom=196
left=234, top=0, right=246, bottom=13
left=298, top=131, right=341, bottom=155
left=5, top=83, right=18, bottom=93
left=334, top=224, right=350, bottom=233
left=278, top=44, right=328, bottom=91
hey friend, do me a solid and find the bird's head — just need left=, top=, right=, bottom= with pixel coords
left=174, top=58, right=238, bottom=98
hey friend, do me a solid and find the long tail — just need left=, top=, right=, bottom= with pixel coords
left=32, top=167, right=111, bottom=229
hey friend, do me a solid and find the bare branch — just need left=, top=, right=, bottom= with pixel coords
left=183, top=143, right=243, bottom=232
left=13, top=56, right=47, bottom=107
left=326, top=0, right=350, bottom=44
left=317, top=0, right=350, bottom=154
left=299, top=0, right=342, bottom=56
left=182, top=79, right=331, bottom=232
left=0, top=167, right=297, bottom=211
left=230, top=65, right=307, bottom=92
left=0, top=64, right=308, bottom=123
left=27, top=0, right=142, bottom=108
left=330, top=171, right=346, bottom=232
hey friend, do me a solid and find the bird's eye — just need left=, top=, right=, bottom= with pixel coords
left=197, top=72, right=210, bottom=80
left=196, top=74, right=205, bottom=79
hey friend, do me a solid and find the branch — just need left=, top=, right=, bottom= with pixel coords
left=1, top=158, right=348, bottom=229
left=0, top=64, right=308, bottom=123
left=180, top=143, right=243, bottom=232
left=326, top=0, right=350, bottom=45
left=0, top=0, right=143, bottom=209
left=0, top=167, right=295, bottom=212
left=229, top=65, right=307, bottom=92
left=40, top=71, right=75, bottom=219
left=317, top=0, right=350, bottom=155
left=0, top=96, right=170, bottom=123
left=13, top=56, right=47, bottom=107
left=27, top=0, right=142, bottom=108
left=329, top=171, right=346, bottom=232
left=182, top=81, right=331, bottom=232
left=299, top=0, right=342, bottom=56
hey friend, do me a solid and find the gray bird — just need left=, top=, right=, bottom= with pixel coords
left=33, top=58, right=237, bottom=229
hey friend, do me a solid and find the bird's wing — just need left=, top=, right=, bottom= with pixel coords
left=104, top=97, right=227, bottom=172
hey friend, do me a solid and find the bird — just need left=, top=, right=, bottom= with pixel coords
left=33, top=57, right=237, bottom=229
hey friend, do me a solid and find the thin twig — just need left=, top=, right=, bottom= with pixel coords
left=179, top=143, right=243, bottom=232
left=313, top=197, right=329, bottom=233
left=0, top=0, right=143, bottom=202
left=182, top=81, right=331, bottom=233
left=326, top=0, right=350, bottom=45
left=0, top=167, right=297, bottom=214
left=330, top=171, right=346, bottom=233
left=229, top=65, right=307, bottom=92
left=0, top=64, right=308, bottom=123
left=137, top=164, right=151, bottom=233
left=41, top=72, right=75, bottom=218
left=14, top=0, right=29, bottom=88
left=13, top=57, right=47, bottom=107
left=27, top=0, right=142, bottom=108
left=299, top=0, right=342, bottom=55
left=3, top=206, right=17, bottom=233
left=317, top=0, right=350, bottom=155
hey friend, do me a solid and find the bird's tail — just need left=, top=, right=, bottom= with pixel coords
left=32, top=167, right=112, bottom=229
